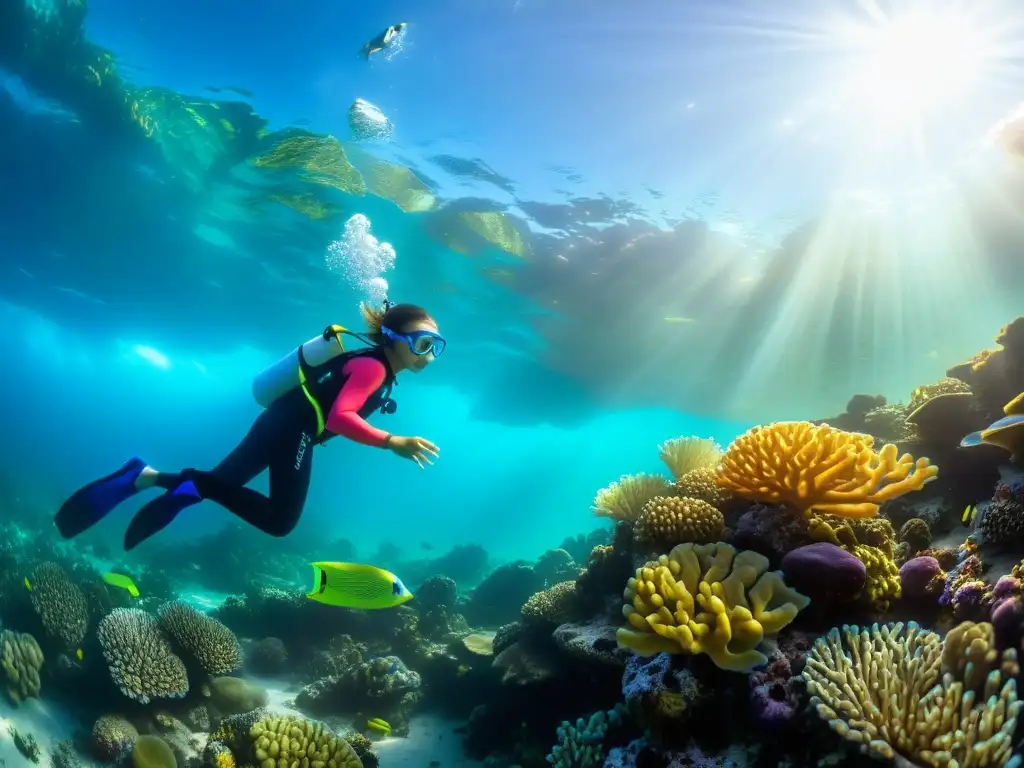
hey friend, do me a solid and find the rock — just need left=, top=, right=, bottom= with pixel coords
left=552, top=621, right=629, bottom=666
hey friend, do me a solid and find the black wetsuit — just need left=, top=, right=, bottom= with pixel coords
left=122, top=347, right=396, bottom=549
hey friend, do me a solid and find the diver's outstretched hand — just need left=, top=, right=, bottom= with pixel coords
left=387, top=435, right=440, bottom=468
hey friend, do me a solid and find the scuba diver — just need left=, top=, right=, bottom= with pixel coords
left=54, top=301, right=444, bottom=551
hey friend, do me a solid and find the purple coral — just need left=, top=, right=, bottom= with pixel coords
left=994, top=480, right=1024, bottom=504
left=621, top=652, right=699, bottom=707
left=898, top=556, right=944, bottom=602
left=748, top=654, right=797, bottom=729
left=991, top=595, right=1024, bottom=651
left=952, top=580, right=992, bottom=621
left=779, top=543, right=866, bottom=601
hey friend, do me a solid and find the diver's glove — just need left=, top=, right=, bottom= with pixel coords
left=385, top=435, right=440, bottom=469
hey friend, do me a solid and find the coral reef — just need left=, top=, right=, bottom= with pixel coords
left=247, top=715, right=362, bottom=768
left=717, top=422, right=938, bottom=518
left=546, top=704, right=624, bottom=767
left=27, top=561, right=89, bottom=653
left=616, top=541, right=810, bottom=671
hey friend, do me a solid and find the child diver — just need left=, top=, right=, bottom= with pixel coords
left=54, top=301, right=444, bottom=550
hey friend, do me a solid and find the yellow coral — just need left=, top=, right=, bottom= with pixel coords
left=673, top=468, right=731, bottom=506
left=616, top=542, right=810, bottom=673
left=940, top=621, right=1016, bottom=695
left=592, top=473, right=670, bottom=523
left=716, top=422, right=938, bottom=519
left=803, top=622, right=1021, bottom=767
left=633, top=497, right=724, bottom=548
left=658, top=436, right=723, bottom=480
left=249, top=715, right=361, bottom=768
left=213, top=750, right=235, bottom=768
left=852, top=544, right=901, bottom=609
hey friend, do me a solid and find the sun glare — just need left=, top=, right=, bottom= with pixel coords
left=843, top=11, right=986, bottom=120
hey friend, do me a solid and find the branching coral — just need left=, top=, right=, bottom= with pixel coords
left=97, top=608, right=189, bottom=703
left=941, top=622, right=1018, bottom=695
left=547, top=705, right=624, bottom=768
left=616, top=542, right=810, bottom=672
left=158, top=600, right=241, bottom=675
left=802, top=621, right=1021, bottom=767
left=27, top=562, right=89, bottom=653
left=716, top=422, right=938, bottom=519
left=592, top=473, right=669, bottom=523
left=0, top=630, right=43, bottom=704
left=633, top=496, right=724, bottom=549
left=658, top=436, right=722, bottom=480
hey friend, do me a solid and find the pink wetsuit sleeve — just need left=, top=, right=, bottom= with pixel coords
left=324, top=357, right=391, bottom=447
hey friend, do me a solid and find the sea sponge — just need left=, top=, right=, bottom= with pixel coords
left=658, top=436, right=723, bottom=480
left=247, top=715, right=361, bottom=768
left=633, top=496, right=724, bottom=549
left=717, top=422, right=938, bottom=519
left=616, top=541, right=810, bottom=673
left=97, top=608, right=189, bottom=704
left=158, top=600, right=241, bottom=675
left=0, top=630, right=43, bottom=704
left=977, top=499, right=1024, bottom=547
left=802, top=622, right=1021, bottom=766
left=592, top=473, right=670, bottom=523
left=91, top=715, right=138, bottom=762
left=27, top=562, right=89, bottom=653
left=131, top=735, right=176, bottom=768
left=521, top=581, right=581, bottom=626
left=672, top=467, right=731, bottom=506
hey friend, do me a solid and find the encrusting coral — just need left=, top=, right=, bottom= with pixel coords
left=658, top=436, right=722, bottom=480
left=802, top=621, right=1021, bottom=767
left=158, top=600, right=241, bottom=675
left=716, top=421, right=938, bottom=518
left=0, top=629, right=43, bottom=704
left=616, top=541, right=810, bottom=672
left=592, top=473, right=669, bottom=523
left=632, top=496, right=724, bottom=549
left=97, top=608, right=189, bottom=704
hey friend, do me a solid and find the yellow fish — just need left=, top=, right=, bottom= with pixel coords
left=366, top=718, right=391, bottom=736
left=102, top=572, right=140, bottom=598
left=24, top=577, right=31, bottom=591
left=962, top=504, right=977, bottom=527
left=76, top=649, right=83, bottom=661
left=306, top=562, right=413, bottom=609
left=662, top=316, right=695, bottom=324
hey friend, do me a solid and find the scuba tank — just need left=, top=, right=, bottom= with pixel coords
left=252, top=325, right=370, bottom=408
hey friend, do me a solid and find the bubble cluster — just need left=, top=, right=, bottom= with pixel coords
left=326, top=214, right=395, bottom=303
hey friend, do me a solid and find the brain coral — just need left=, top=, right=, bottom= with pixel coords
left=0, top=629, right=43, bottom=704
left=27, top=562, right=89, bottom=653
left=158, top=600, right=241, bottom=676
left=616, top=541, right=810, bottom=673
left=673, top=467, right=731, bottom=506
left=97, top=608, right=189, bottom=704
left=717, top=422, right=938, bottom=519
left=248, top=715, right=361, bottom=768
left=633, top=496, right=724, bottom=549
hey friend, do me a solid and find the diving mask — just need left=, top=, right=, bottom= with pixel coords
left=381, top=327, right=446, bottom=357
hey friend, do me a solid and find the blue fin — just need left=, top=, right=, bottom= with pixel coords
left=960, top=431, right=983, bottom=448
left=123, top=481, right=201, bottom=551
left=54, top=457, right=147, bottom=539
